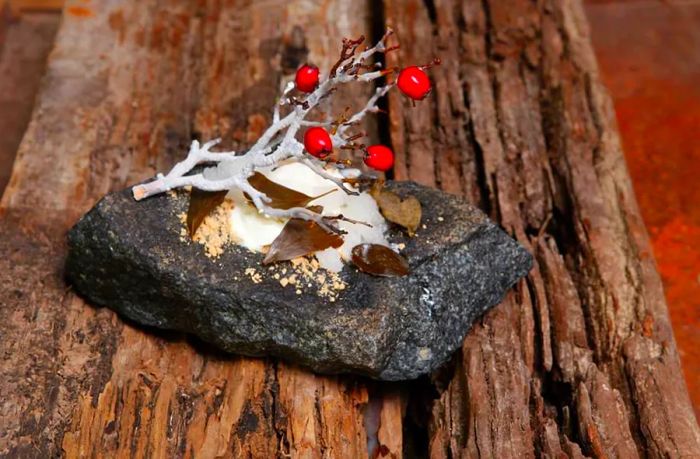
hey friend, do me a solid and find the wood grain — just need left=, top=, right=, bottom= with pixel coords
left=8, top=0, right=64, bottom=14
left=586, top=0, right=700, bottom=420
left=0, top=0, right=698, bottom=457
left=385, top=0, right=700, bottom=457
left=0, top=10, right=59, bottom=196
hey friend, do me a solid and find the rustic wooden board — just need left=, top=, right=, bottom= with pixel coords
left=0, top=0, right=698, bottom=457
left=0, top=10, right=59, bottom=196
left=6, top=0, right=64, bottom=16
left=384, top=1, right=700, bottom=456
left=586, top=0, right=700, bottom=420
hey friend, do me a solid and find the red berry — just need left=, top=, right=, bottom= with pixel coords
left=397, top=66, right=431, bottom=100
left=295, top=64, right=320, bottom=93
left=364, top=145, right=394, bottom=172
left=304, top=127, right=333, bottom=158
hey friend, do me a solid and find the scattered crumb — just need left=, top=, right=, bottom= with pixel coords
left=174, top=192, right=348, bottom=300
left=270, top=256, right=347, bottom=301
left=178, top=198, right=235, bottom=258
left=422, top=224, right=427, bottom=229
left=245, top=267, right=262, bottom=284
left=437, top=216, right=444, bottom=222
left=418, top=348, right=432, bottom=360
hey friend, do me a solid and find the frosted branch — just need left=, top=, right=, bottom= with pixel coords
left=132, top=29, right=399, bottom=227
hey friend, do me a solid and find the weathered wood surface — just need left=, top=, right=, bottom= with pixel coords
left=0, top=8, right=59, bottom=197
left=0, top=0, right=698, bottom=457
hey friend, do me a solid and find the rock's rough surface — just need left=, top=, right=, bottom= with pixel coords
left=66, top=182, right=532, bottom=380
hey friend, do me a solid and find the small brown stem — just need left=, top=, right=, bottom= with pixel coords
left=330, top=35, right=366, bottom=78
left=345, top=131, right=366, bottom=142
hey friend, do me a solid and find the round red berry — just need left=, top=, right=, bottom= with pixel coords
left=364, top=145, right=394, bottom=172
left=304, top=127, right=333, bottom=158
left=397, top=66, right=431, bottom=100
left=295, top=64, right=320, bottom=93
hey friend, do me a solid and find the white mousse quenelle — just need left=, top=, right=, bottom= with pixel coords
left=226, top=161, right=389, bottom=272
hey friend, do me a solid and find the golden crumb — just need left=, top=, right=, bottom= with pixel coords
left=245, top=267, right=262, bottom=284
left=273, top=255, right=347, bottom=300
left=174, top=194, right=348, bottom=299
left=178, top=198, right=235, bottom=258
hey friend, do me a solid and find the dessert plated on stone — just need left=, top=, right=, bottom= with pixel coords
left=66, top=30, right=532, bottom=380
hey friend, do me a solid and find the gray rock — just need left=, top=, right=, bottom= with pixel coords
left=66, top=181, right=532, bottom=380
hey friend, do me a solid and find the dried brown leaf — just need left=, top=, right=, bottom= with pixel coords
left=263, top=218, right=344, bottom=265
left=247, top=172, right=336, bottom=210
left=351, top=243, right=410, bottom=277
left=187, top=189, right=228, bottom=237
left=370, top=181, right=422, bottom=236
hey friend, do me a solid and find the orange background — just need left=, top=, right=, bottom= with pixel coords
left=587, top=0, right=700, bottom=419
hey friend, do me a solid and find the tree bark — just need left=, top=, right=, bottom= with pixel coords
left=0, top=0, right=697, bottom=458
left=385, top=0, right=700, bottom=457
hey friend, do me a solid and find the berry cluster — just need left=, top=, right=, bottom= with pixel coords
left=133, top=29, right=438, bottom=235
left=295, top=56, right=436, bottom=173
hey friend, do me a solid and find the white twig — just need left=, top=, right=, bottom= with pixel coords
left=132, top=29, right=397, bottom=227
left=301, top=158, right=358, bottom=195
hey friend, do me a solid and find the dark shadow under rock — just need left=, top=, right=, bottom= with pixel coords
left=66, top=181, right=532, bottom=380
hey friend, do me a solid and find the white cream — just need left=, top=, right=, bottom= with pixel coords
left=226, top=161, right=390, bottom=271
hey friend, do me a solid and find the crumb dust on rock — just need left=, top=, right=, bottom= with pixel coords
left=174, top=191, right=347, bottom=301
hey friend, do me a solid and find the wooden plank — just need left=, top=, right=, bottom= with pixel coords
left=0, top=1, right=402, bottom=457
left=9, top=0, right=64, bottom=14
left=0, top=11, right=59, bottom=196
left=586, top=0, right=700, bottom=420
left=385, top=0, right=700, bottom=457
left=1, top=0, right=699, bottom=457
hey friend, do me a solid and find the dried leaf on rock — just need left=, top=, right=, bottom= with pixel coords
left=187, top=189, right=228, bottom=237
left=264, top=218, right=344, bottom=264
left=351, top=243, right=410, bottom=277
left=247, top=172, right=335, bottom=210
left=370, top=181, right=422, bottom=236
